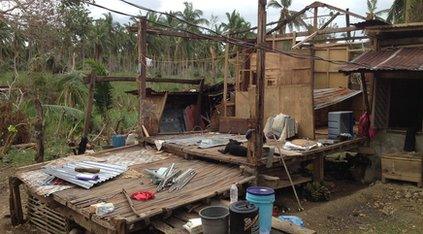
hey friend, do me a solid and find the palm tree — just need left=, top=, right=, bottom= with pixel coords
left=267, top=0, right=307, bottom=35
left=221, top=10, right=253, bottom=38
left=177, top=2, right=209, bottom=33
left=387, top=0, right=423, bottom=23
left=366, top=0, right=387, bottom=21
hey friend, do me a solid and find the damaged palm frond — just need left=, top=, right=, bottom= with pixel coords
left=42, top=104, right=84, bottom=120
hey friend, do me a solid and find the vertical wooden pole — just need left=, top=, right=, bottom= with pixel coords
left=33, top=96, right=44, bottom=163
left=313, top=7, right=318, bottom=31
left=83, top=74, right=95, bottom=138
left=235, top=51, right=240, bottom=91
left=9, top=176, right=23, bottom=226
left=138, top=17, right=147, bottom=136
left=209, top=46, right=217, bottom=82
left=360, top=72, right=371, bottom=113
left=195, top=79, right=205, bottom=127
left=346, top=8, right=351, bottom=39
left=248, top=0, right=266, bottom=167
left=223, top=43, right=229, bottom=117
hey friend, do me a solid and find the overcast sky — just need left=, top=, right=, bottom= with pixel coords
left=88, top=0, right=394, bottom=26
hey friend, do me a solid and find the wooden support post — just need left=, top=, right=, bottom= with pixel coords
left=360, top=72, right=371, bottom=113
left=209, top=46, right=217, bottom=82
left=346, top=8, right=351, bottom=39
left=83, top=74, right=95, bottom=138
left=195, top=79, right=205, bottom=127
left=9, top=176, right=24, bottom=226
left=138, top=17, right=147, bottom=136
left=313, top=155, right=324, bottom=181
left=248, top=0, right=266, bottom=168
left=223, top=43, right=229, bottom=117
left=313, top=7, right=318, bottom=31
left=33, top=97, right=44, bottom=163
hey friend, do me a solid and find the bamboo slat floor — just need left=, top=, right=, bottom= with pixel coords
left=16, top=146, right=254, bottom=233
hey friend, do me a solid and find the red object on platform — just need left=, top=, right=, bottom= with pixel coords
left=131, top=191, right=155, bottom=201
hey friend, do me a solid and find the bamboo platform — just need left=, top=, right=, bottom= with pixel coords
left=11, top=146, right=254, bottom=233
left=146, top=132, right=366, bottom=166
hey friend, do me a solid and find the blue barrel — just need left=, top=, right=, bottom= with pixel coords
left=111, top=134, right=126, bottom=148
left=246, top=186, right=275, bottom=234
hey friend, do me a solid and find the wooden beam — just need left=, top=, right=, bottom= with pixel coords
left=272, top=217, right=316, bottom=234
left=87, top=76, right=203, bottom=85
left=33, top=97, right=44, bottom=163
left=313, top=7, right=318, bottom=31
left=312, top=1, right=366, bottom=20
left=360, top=72, right=371, bottom=113
left=267, top=26, right=359, bottom=41
left=82, top=74, right=95, bottom=138
left=267, top=6, right=311, bottom=35
left=292, top=12, right=340, bottom=49
left=138, top=17, right=147, bottom=136
left=195, top=79, right=204, bottom=127
left=9, top=176, right=24, bottom=226
left=249, top=0, right=266, bottom=168
left=223, top=43, right=229, bottom=117
left=346, top=8, right=351, bottom=39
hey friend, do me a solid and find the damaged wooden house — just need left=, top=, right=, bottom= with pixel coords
left=340, top=22, right=423, bottom=187
left=8, top=2, right=406, bottom=234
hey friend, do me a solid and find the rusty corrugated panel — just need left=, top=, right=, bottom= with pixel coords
left=314, top=88, right=362, bottom=110
left=340, top=48, right=423, bottom=73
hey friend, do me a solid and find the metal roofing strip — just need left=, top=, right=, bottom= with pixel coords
left=43, top=161, right=128, bottom=189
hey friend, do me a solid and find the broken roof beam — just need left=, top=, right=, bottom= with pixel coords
left=267, top=26, right=358, bottom=40
left=311, top=1, right=366, bottom=20
left=85, top=76, right=203, bottom=85
left=267, top=6, right=312, bottom=35
left=292, top=12, right=340, bottom=49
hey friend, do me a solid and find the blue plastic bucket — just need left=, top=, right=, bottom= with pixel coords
left=111, top=135, right=126, bottom=148
left=246, top=186, right=275, bottom=234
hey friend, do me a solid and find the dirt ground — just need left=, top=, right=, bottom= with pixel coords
left=0, top=164, right=422, bottom=234
left=279, top=180, right=423, bottom=233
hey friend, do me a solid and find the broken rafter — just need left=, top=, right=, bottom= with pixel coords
left=292, top=12, right=340, bottom=49
left=267, top=1, right=365, bottom=36
left=312, top=1, right=366, bottom=20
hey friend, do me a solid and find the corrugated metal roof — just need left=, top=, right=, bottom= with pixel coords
left=339, top=48, right=423, bottom=73
left=43, top=161, right=128, bottom=189
left=314, top=88, right=362, bottom=110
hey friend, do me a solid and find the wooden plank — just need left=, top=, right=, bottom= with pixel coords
left=381, top=154, right=422, bottom=185
left=272, top=216, right=316, bottom=234
left=219, top=117, right=252, bottom=134
left=259, top=175, right=312, bottom=189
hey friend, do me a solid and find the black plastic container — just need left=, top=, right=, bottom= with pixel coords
left=229, top=201, right=259, bottom=234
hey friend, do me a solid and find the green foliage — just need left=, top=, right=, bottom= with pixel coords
left=56, top=71, right=88, bottom=108
left=268, top=0, right=308, bottom=35
left=83, top=59, right=113, bottom=116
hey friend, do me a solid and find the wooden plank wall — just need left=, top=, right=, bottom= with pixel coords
left=314, top=46, right=349, bottom=88
left=236, top=52, right=315, bottom=138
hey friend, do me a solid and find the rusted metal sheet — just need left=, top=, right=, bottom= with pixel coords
left=18, top=147, right=167, bottom=196
left=340, top=48, right=423, bottom=73
left=314, top=88, right=362, bottom=110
